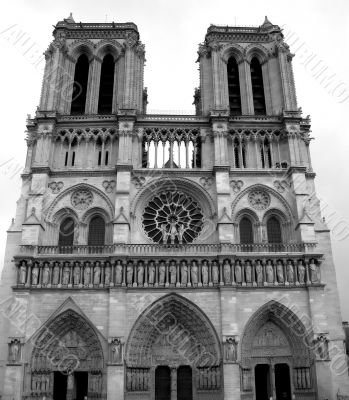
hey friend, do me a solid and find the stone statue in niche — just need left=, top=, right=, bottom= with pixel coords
left=223, top=260, right=231, bottom=284
left=137, top=262, right=144, bottom=285
left=224, top=337, right=237, bottom=362
left=202, top=260, right=209, bottom=285
left=255, top=260, right=263, bottom=284
left=9, top=339, right=21, bottom=363
left=19, top=261, right=27, bottom=285
left=212, top=261, right=219, bottom=284
left=245, top=261, right=252, bottom=283
left=42, top=263, right=50, bottom=286
left=62, top=263, right=70, bottom=285
left=31, top=263, right=39, bottom=285
left=169, top=261, right=177, bottom=285
left=104, top=263, right=111, bottom=285
left=84, top=263, right=91, bottom=285
left=309, top=259, right=319, bottom=283
left=159, top=262, right=166, bottom=285
left=115, top=261, right=123, bottom=284
left=314, top=335, right=329, bottom=360
left=148, top=261, right=155, bottom=285
left=180, top=260, right=188, bottom=285
left=235, top=261, right=242, bottom=283
left=287, top=261, right=294, bottom=283
left=266, top=260, right=274, bottom=283
left=298, top=261, right=305, bottom=283
left=73, top=263, right=80, bottom=285
left=110, top=338, right=122, bottom=363
left=191, top=261, right=198, bottom=285
left=52, top=262, right=60, bottom=285
left=277, top=261, right=284, bottom=283
left=94, top=262, right=101, bottom=285
left=127, top=262, right=134, bottom=285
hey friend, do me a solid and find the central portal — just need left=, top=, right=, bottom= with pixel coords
left=177, top=366, right=193, bottom=400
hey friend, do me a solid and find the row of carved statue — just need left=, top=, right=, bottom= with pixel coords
left=126, top=368, right=150, bottom=391
left=16, top=258, right=321, bottom=288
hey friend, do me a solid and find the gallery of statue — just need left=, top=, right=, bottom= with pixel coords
left=0, top=14, right=348, bottom=400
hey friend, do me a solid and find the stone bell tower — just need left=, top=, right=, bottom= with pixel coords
left=0, top=15, right=348, bottom=400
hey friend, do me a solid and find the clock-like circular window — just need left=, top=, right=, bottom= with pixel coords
left=142, top=191, right=204, bottom=244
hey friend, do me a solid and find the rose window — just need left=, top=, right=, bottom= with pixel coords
left=248, top=190, right=270, bottom=210
left=71, top=189, right=93, bottom=210
left=142, top=191, right=204, bottom=244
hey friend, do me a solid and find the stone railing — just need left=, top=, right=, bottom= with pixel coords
left=19, top=242, right=317, bottom=257
left=14, top=256, right=323, bottom=290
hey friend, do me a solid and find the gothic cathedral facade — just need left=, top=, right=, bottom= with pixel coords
left=0, top=14, right=348, bottom=400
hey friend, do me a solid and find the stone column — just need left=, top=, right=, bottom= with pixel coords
left=86, top=56, right=102, bottom=114
left=239, top=60, right=254, bottom=115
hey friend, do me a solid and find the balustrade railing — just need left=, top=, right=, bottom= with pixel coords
left=15, top=257, right=322, bottom=290
left=19, top=242, right=317, bottom=256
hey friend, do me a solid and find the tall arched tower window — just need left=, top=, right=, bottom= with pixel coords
left=250, top=57, right=266, bottom=115
left=239, top=217, right=254, bottom=244
left=267, top=217, right=282, bottom=243
left=58, top=217, right=75, bottom=247
left=88, top=216, right=106, bottom=246
left=227, top=57, right=242, bottom=115
left=98, top=54, right=115, bottom=114
left=71, top=54, right=89, bottom=114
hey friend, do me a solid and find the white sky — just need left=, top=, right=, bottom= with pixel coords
left=0, top=0, right=348, bottom=318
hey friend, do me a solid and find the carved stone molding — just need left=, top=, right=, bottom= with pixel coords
left=273, top=180, right=290, bottom=193
left=199, top=177, right=213, bottom=189
left=48, top=181, right=64, bottom=194
left=131, top=176, right=146, bottom=189
left=230, top=180, right=244, bottom=194
left=71, top=189, right=94, bottom=210
left=102, top=180, right=116, bottom=193
left=248, top=190, right=270, bottom=210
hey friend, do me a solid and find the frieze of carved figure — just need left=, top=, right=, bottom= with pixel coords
left=19, top=261, right=27, bottom=285
left=202, top=260, right=209, bottom=285
left=276, top=260, right=284, bottom=283
left=73, top=263, right=80, bottom=285
left=245, top=261, right=252, bottom=283
left=42, top=263, right=50, bottom=286
left=115, top=261, right=123, bottom=284
left=180, top=261, right=188, bottom=285
left=32, top=263, right=39, bottom=285
left=52, top=262, right=60, bottom=285
left=84, top=262, right=91, bottom=285
left=298, top=261, right=305, bottom=284
left=191, top=261, right=198, bottom=285
left=62, top=263, right=70, bottom=285
left=127, top=262, right=134, bottom=285
left=105, top=263, right=111, bottom=285
left=287, top=260, right=294, bottom=283
left=212, top=261, right=219, bottom=284
left=255, top=260, right=263, bottom=284
left=137, top=262, right=144, bottom=285
left=159, top=262, right=166, bottom=285
left=235, top=261, right=242, bottom=283
left=223, top=260, right=231, bottom=284
left=148, top=261, right=155, bottom=285
left=169, top=261, right=177, bottom=285
left=309, top=259, right=319, bottom=283
left=266, top=260, right=274, bottom=283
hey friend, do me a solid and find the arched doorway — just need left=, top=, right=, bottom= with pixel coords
left=29, top=309, right=105, bottom=400
left=125, top=293, right=223, bottom=400
left=240, top=301, right=316, bottom=400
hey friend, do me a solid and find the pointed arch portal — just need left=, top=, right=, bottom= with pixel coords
left=240, top=301, right=316, bottom=400
left=30, top=309, right=104, bottom=400
left=126, top=293, right=223, bottom=400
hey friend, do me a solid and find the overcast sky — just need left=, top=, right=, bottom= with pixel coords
left=0, top=0, right=348, bottom=318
